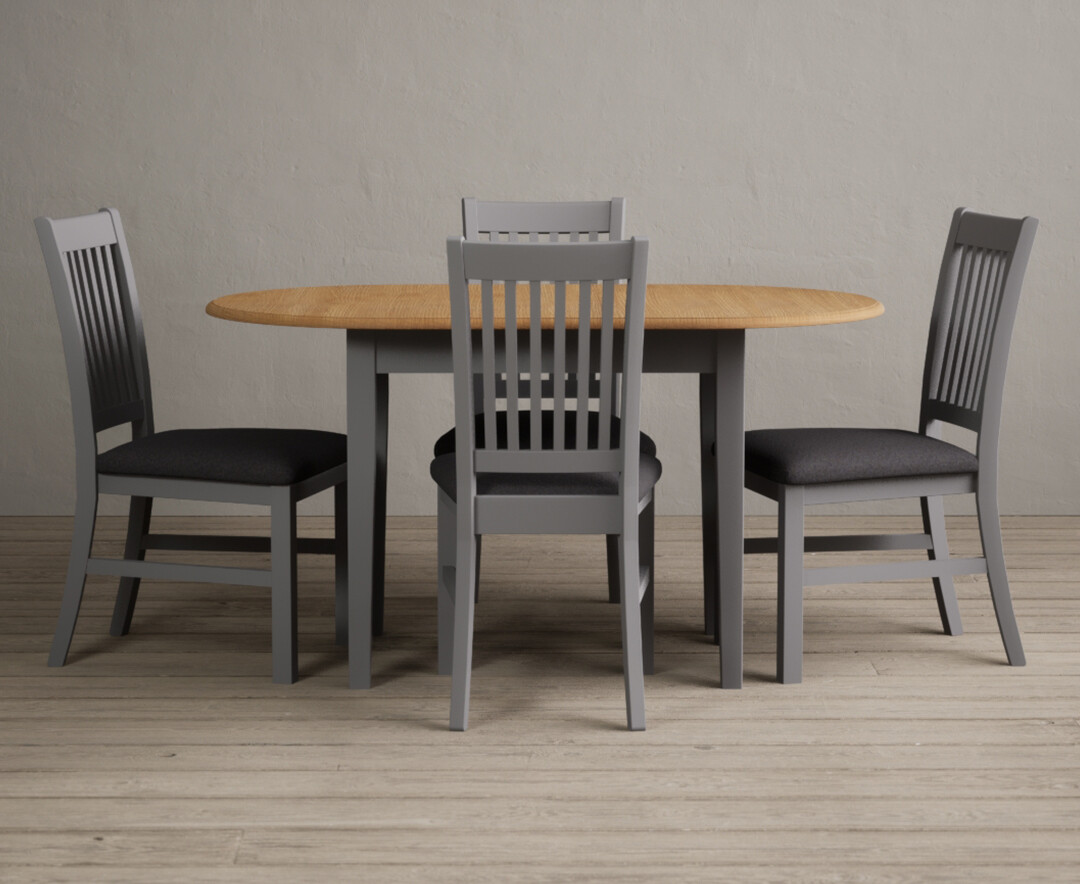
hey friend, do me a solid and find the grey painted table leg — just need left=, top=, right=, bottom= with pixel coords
left=714, top=330, right=744, bottom=688
left=347, top=330, right=377, bottom=689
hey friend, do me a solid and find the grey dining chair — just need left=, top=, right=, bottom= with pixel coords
left=743, top=208, right=1038, bottom=683
left=36, top=208, right=348, bottom=684
left=432, top=236, right=658, bottom=730
left=439, top=198, right=652, bottom=605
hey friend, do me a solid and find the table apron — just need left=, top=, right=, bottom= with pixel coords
left=361, top=329, right=726, bottom=374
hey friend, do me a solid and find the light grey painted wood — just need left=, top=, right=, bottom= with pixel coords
left=714, top=331, right=746, bottom=688
left=462, top=198, right=625, bottom=242
left=346, top=331, right=377, bottom=690
left=270, top=487, right=298, bottom=684
left=777, top=486, right=804, bottom=684
left=463, top=199, right=629, bottom=605
left=437, top=237, right=653, bottom=730
left=36, top=209, right=347, bottom=684
left=744, top=209, right=1038, bottom=682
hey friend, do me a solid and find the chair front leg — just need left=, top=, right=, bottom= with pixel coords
left=334, top=482, right=348, bottom=647
left=777, top=485, right=805, bottom=684
left=640, top=499, right=655, bottom=676
left=49, top=491, right=99, bottom=667
left=110, top=495, right=153, bottom=637
left=619, top=529, right=646, bottom=731
left=976, top=480, right=1025, bottom=666
left=270, top=488, right=299, bottom=684
left=920, top=494, right=962, bottom=636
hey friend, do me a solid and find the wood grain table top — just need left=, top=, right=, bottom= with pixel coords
left=207, top=283, right=883, bottom=331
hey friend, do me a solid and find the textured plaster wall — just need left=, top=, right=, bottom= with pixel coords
left=2, top=0, right=1078, bottom=516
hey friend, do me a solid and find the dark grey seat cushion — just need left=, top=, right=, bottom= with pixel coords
left=430, top=452, right=662, bottom=501
left=744, top=428, right=979, bottom=486
left=98, top=428, right=347, bottom=486
left=433, top=410, right=656, bottom=458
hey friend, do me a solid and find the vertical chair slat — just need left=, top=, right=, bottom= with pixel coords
left=91, top=246, right=127, bottom=409
left=971, top=250, right=1010, bottom=411
left=87, top=246, right=124, bottom=411
left=975, top=250, right=1009, bottom=408
left=962, top=249, right=1001, bottom=411
left=504, top=280, right=519, bottom=450
left=597, top=278, right=615, bottom=449
left=529, top=280, right=542, bottom=450
left=481, top=279, right=497, bottom=451
left=948, top=246, right=986, bottom=408
left=576, top=280, right=591, bottom=450
left=100, top=242, right=138, bottom=405
left=935, top=244, right=971, bottom=404
left=944, top=244, right=978, bottom=405
left=553, top=281, right=567, bottom=450
left=72, top=249, right=113, bottom=411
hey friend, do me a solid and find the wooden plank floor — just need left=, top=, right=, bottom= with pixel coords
left=1, top=514, right=1078, bottom=882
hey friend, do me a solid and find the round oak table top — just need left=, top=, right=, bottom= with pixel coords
left=206, top=283, right=883, bottom=331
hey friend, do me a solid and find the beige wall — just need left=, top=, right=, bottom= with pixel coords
left=2, top=0, right=1078, bottom=516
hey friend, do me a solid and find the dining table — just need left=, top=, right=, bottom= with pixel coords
left=207, top=282, right=883, bottom=689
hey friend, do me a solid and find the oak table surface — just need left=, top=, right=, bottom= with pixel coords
left=206, top=283, right=883, bottom=330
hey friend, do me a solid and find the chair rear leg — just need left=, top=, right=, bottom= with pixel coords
left=270, top=489, right=299, bottom=684
left=474, top=535, right=482, bottom=604
left=640, top=499, right=655, bottom=676
left=49, top=493, right=98, bottom=667
left=619, top=531, right=646, bottom=731
left=699, top=374, right=718, bottom=639
left=437, top=490, right=456, bottom=676
left=372, top=372, right=389, bottom=637
left=976, top=483, right=1025, bottom=666
left=777, top=485, right=805, bottom=684
left=606, top=535, right=620, bottom=603
left=449, top=523, right=478, bottom=731
left=334, top=483, right=348, bottom=647
left=920, top=495, right=962, bottom=635
left=110, top=496, right=153, bottom=637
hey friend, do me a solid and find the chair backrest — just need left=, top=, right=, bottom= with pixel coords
left=462, top=198, right=626, bottom=242
left=445, top=237, right=649, bottom=496
left=462, top=198, right=627, bottom=405
left=36, top=209, right=154, bottom=465
left=920, top=208, right=1037, bottom=449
